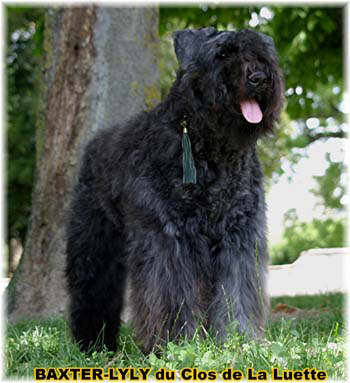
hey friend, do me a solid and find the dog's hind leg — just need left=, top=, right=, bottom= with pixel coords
left=66, top=153, right=126, bottom=352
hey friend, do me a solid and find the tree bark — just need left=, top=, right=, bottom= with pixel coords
left=7, top=6, right=160, bottom=322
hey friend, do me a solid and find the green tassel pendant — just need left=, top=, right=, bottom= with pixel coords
left=182, top=122, right=197, bottom=185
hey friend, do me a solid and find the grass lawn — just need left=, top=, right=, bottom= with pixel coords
left=5, top=293, right=346, bottom=380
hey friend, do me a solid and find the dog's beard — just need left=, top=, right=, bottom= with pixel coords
left=240, top=99, right=263, bottom=124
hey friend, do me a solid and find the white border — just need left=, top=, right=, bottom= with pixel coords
left=0, top=3, right=5, bottom=383
left=0, top=0, right=349, bottom=5
left=1, top=1, right=349, bottom=383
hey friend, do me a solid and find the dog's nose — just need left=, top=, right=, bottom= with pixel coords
left=248, top=71, right=267, bottom=86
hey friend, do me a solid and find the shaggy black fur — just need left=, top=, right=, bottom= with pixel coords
left=66, top=27, right=284, bottom=353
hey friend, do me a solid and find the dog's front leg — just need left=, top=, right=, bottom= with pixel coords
left=127, top=225, right=207, bottom=353
left=209, top=235, right=269, bottom=341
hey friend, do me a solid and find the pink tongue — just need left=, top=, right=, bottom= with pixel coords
left=240, top=99, right=263, bottom=124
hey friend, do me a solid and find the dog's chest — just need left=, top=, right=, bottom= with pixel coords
left=171, top=160, right=258, bottom=227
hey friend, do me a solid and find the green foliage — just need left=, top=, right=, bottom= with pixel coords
left=311, top=153, right=346, bottom=212
left=262, top=8, right=342, bottom=123
left=160, top=6, right=252, bottom=34
left=6, top=294, right=346, bottom=379
left=270, top=209, right=345, bottom=265
left=7, top=7, right=45, bottom=242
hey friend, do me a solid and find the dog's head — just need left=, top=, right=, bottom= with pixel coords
left=173, top=28, right=284, bottom=136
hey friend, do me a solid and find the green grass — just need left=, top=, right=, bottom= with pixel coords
left=6, top=293, right=346, bottom=380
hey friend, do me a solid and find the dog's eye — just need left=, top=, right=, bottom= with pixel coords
left=248, top=71, right=267, bottom=86
left=216, top=43, right=238, bottom=60
left=216, top=52, right=227, bottom=59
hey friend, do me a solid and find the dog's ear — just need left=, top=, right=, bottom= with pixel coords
left=172, top=30, right=194, bottom=69
left=173, top=28, right=216, bottom=69
left=257, top=32, right=277, bottom=58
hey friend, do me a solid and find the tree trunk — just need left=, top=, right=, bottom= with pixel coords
left=7, top=6, right=160, bottom=322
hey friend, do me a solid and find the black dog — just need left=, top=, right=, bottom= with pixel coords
left=66, top=27, right=284, bottom=353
